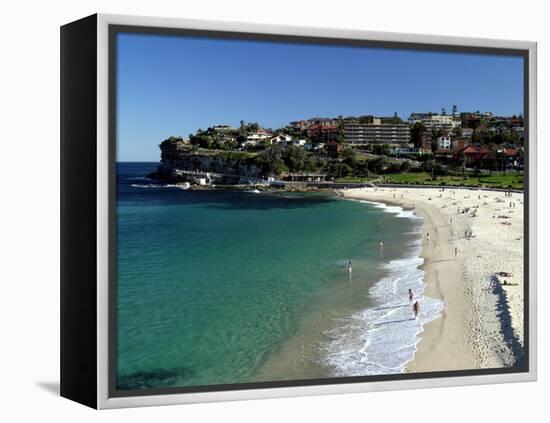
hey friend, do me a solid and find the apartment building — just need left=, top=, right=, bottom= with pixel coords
left=343, top=118, right=410, bottom=146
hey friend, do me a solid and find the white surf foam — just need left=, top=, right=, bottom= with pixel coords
left=322, top=201, right=444, bottom=376
left=346, top=198, right=421, bottom=220
left=130, top=183, right=187, bottom=189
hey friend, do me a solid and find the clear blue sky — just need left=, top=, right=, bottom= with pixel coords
left=116, top=32, right=524, bottom=161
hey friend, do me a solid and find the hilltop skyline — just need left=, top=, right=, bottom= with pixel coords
left=116, top=32, right=524, bottom=161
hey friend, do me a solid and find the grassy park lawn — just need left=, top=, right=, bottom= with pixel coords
left=337, top=172, right=523, bottom=189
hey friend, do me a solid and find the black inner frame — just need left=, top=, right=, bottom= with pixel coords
left=108, top=24, right=530, bottom=398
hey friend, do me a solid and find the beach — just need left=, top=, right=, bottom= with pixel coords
left=341, top=186, right=525, bottom=371
left=117, top=163, right=526, bottom=389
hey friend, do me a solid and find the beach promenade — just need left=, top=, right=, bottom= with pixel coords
left=342, top=186, right=524, bottom=371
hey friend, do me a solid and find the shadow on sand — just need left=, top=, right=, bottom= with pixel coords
left=490, top=275, right=525, bottom=367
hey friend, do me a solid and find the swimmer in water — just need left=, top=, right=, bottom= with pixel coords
left=379, top=240, right=384, bottom=247
left=413, top=301, right=420, bottom=319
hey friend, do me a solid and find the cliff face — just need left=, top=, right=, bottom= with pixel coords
left=150, top=137, right=264, bottom=182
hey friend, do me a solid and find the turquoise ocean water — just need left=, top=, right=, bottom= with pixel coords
left=116, top=162, right=440, bottom=390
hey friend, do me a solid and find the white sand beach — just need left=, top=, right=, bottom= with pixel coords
left=341, top=186, right=524, bottom=371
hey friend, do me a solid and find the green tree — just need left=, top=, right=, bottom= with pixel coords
left=358, top=115, right=374, bottom=124
left=452, top=126, right=462, bottom=138
left=372, top=144, right=391, bottom=156
left=368, top=156, right=388, bottom=173
left=287, top=145, right=307, bottom=172
left=189, top=134, right=214, bottom=149
left=400, top=160, right=411, bottom=173
left=328, top=162, right=353, bottom=179
left=340, top=147, right=357, bottom=168
left=410, top=122, right=425, bottom=149
left=381, top=115, right=404, bottom=124
left=257, top=146, right=287, bottom=176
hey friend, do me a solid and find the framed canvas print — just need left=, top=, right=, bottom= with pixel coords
left=60, top=13, right=537, bottom=409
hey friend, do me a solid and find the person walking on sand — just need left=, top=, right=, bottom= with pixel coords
left=413, top=301, right=420, bottom=319
left=426, top=233, right=430, bottom=243
left=408, top=289, right=414, bottom=303
left=455, top=246, right=458, bottom=259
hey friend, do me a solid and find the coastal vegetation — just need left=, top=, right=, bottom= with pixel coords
left=154, top=109, right=524, bottom=190
left=156, top=136, right=523, bottom=189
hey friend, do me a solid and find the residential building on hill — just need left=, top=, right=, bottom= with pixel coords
left=343, top=117, right=410, bottom=146
left=436, top=135, right=452, bottom=150
left=307, top=124, right=339, bottom=139
left=211, top=124, right=236, bottom=132
left=268, top=133, right=292, bottom=144
left=244, top=129, right=272, bottom=145
left=409, top=112, right=457, bottom=133
left=308, top=117, right=338, bottom=127
left=289, top=120, right=310, bottom=131
left=459, top=145, right=490, bottom=166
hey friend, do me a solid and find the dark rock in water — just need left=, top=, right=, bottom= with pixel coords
left=145, top=171, right=162, bottom=180
left=117, top=367, right=195, bottom=390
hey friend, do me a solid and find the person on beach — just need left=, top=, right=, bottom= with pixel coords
left=408, top=289, right=414, bottom=303
left=413, top=301, right=420, bottom=319
left=347, top=260, right=352, bottom=273
left=426, top=233, right=430, bottom=243
left=455, top=246, right=458, bottom=258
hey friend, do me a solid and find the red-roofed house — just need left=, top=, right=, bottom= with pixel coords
left=459, top=146, right=490, bottom=166
left=505, top=148, right=519, bottom=157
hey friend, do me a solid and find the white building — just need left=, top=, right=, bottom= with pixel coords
left=436, top=135, right=452, bottom=150
left=409, top=113, right=454, bottom=133
left=244, top=129, right=272, bottom=145
left=268, top=133, right=292, bottom=144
